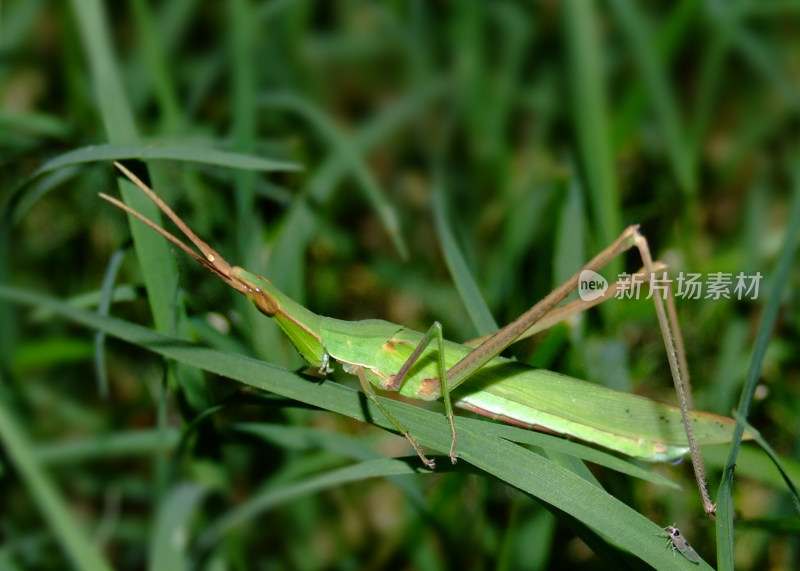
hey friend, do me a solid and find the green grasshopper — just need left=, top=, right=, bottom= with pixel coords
left=102, top=162, right=737, bottom=514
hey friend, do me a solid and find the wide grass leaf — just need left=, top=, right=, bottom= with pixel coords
left=1, top=284, right=712, bottom=568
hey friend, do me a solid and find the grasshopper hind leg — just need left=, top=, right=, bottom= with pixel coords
left=354, top=366, right=436, bottom=469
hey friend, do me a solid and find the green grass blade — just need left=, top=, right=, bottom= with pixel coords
left=562, top=0, right=621, bottom=265
left=228, top=0, right=276, bottom=368
left=129, top=0, right=182, bottom=132
left=477, top=422, right=679, bottom=489
left=34, top=143, right=300, bottom=176
left=94, top=248, right=126, bottom=398
left=34, top=429, right=181, bottom=464
left=688, top=4, right=737, bottom=172
left=198, top=458, right=426, bottom=548
left=233, top=422, right=401, bottom=462
left=261, top=92, right=409, bottom=260
left=732, top=413, right=800, bottom=513
left=716, top=172, right=800, bottom=568
left=613, top=0, right=698, bottom=146
left=231, top=422, right=426, bottom=503
left=553, top=175, right=586, bottom=298
left=234, top=418, right=674, bottom=490
left=11, top=338, right=93, bottom=373
left=433, top=175, right=499, bottom=337
left=1, top=285, right=712, bottom=568
left=0, top=383, right=113, bottom=571
left=69, top=0, right=179, bottom=345
left=733, top=26, right=800, bottom=110
left=149, top=484, right=208, bottom=571
left=29, top=286, right=139, bottom=322
left=68, top=0, right=138, bottom=143
left=4, top=168, right=80, bottom=231
left=0, top=109, right=71, bottom=140
left=229, top=0, right=259, bottom=264
left=0, top=550, right=25, bottom=571
left=704, top=444, right=800, bottom=492
left=610, top=0, right=695, bottom=196
left=265, top=81, right=443, bottom=298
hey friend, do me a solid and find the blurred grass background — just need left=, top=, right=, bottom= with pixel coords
left=1, top=1, right=799, bottom=569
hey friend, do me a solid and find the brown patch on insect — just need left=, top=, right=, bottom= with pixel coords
left=381, top=337, right=410, bottom=355
left=416, top=377, right=442, bottom=401
left=653, top=442, right=670, bottom=455
left=381, top=373, right=401, bottom=392
left=250, top=287, right=278, bottom=315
